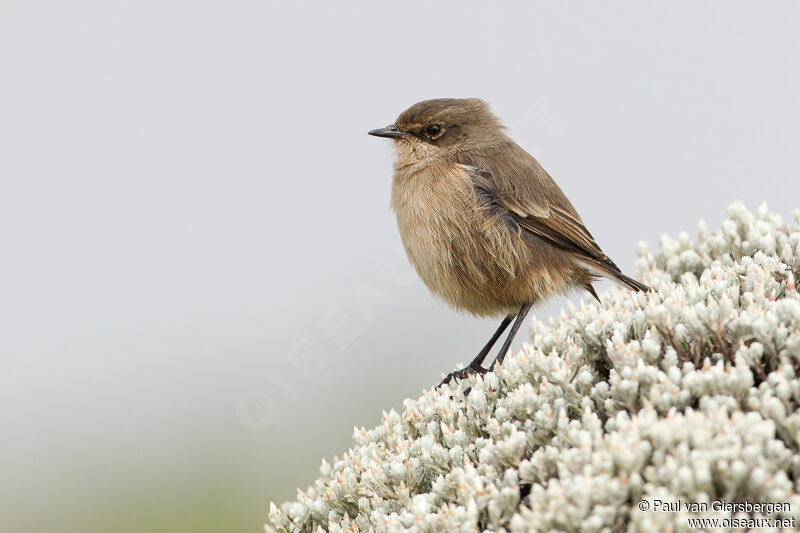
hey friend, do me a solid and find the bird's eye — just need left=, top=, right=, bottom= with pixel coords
left=426, top=124, right=443, bottom=137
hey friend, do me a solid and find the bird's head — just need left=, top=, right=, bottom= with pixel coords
left=368, top=98, right=505, bottom=163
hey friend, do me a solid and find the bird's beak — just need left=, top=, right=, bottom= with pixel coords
left=368, top=125, right=406, bottom=139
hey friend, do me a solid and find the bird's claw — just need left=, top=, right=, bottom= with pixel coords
left=438, top=364, right=487, bottom=388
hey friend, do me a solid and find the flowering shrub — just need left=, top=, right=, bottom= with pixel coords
left=267, top=202, right=800, bottom=532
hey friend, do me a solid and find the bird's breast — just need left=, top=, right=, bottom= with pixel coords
left=389, top=163, right=532, bottom=316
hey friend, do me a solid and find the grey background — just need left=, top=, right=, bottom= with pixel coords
left=2, top=1, right=799, bottom=531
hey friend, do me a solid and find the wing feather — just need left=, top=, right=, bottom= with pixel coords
left=455, top=143, right=648, bottom=292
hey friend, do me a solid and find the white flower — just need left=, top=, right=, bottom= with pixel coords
left=266, top=202, right=800, bottom=533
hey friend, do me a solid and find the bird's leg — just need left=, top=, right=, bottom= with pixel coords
left=466, top=315, right=513, bottom=369
left=489, top=302, right=533, bottom=371
left=438, top=315, right=512, bottom=387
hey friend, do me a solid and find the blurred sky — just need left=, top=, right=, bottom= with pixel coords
left=2, top=1, right=800, bottom=532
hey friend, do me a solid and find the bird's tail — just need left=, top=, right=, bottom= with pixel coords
left=578, top=258, right=650, bottom=293
left=609, top=269, right=650, bottom=292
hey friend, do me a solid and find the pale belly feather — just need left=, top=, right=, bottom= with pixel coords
left=390, top=164, right=568, bottom=317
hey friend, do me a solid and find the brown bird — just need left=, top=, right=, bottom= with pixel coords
left=368, top=98, right=648, bottom=386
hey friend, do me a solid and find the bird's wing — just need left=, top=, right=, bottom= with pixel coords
left=507, top=198, right=620, bottom=271
left=465, top=163, right=618, bottom=271
left=460, top=144, right=647, bottom=292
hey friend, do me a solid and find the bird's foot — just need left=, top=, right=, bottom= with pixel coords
left=438, top=363, right=487, bottom=388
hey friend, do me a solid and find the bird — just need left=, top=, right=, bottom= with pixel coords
left=368, top=98, right=648, bottom=386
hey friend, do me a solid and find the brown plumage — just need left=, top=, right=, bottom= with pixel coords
left=368, top=98, right=648, bottom=385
